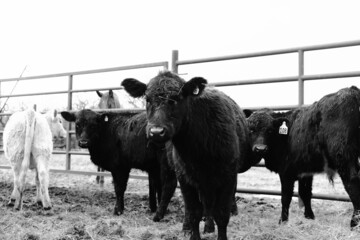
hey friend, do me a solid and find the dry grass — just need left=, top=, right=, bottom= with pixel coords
left=0, top=153, right=359, bottom=240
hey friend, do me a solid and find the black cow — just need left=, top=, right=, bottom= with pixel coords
left=122, top=71, right=253, bottom=240
left=245, top=86, right=360, bottom=229
left=61, top=110, right=177, bottom=222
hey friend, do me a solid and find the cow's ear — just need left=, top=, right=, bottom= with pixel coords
left=122, top=78, right=147, bottom=98
left=61, top=111, right=76, bottom=122
left=96, top=90, right=103, bottom=98
left=243, top=109, right=253, bottom=118
left=182, top=77, right=207, bottom=97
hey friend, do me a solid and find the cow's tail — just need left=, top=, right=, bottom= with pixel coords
left=19, top=109, right=36, bottom=187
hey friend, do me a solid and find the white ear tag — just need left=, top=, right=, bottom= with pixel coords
left=104, top=116, right=108, bottom=122
left=279, top=121, right=288, bottom=135
left=193, top=87, right=199, bottom=95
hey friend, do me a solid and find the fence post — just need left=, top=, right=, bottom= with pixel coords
left=65, top=75, right=73, bottom=170
left=298, top=50, right=304, bottom=106
left=172, top=50, right=179, bottom=74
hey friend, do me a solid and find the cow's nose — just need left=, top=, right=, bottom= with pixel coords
left=254, top=144, right=268, bottom=153
left=78, top=140, right=88, bottom=148
left=149, top=127, right=165, bottom=137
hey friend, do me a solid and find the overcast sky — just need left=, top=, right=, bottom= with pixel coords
left=1, top=0, right=360, bottom=110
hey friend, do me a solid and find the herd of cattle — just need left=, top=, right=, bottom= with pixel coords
left=1, top=71, right=360, bottom=240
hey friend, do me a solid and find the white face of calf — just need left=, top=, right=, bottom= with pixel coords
left=96, top=90, right=121, bottom=109
left=44, top=110, right=67, bottom=148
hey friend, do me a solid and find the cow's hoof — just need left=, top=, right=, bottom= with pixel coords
left=304, top=212, right=315, bottom=220
left=278, top=218, right=288, bottom=225
left=351, top=221, right=360, bottom=230
left=37, top=201, right=43, bottom=207
left=113, top=207, right=123, bottom=216
left=153, top=213, right=163, bottom=222
left=43, top=206, right=52, bottom=211
left=7, top=199, right=15, bottom=207
left=351, top=215, right=360, bottom=230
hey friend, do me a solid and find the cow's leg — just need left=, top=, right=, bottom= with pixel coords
left=179, top=178, right=202, bottom=240
left=212, top=176, right=235, bottom=240
left=111, top=169, right=130, bottom=215
left=153, top=167, right=177, bottom=222
left=36, top=156, right=52, bottom=210
left=96, top=167, right=100, bottom=184
left=202, top=180, right=238, bottom=234
left=279, top=174, right=296, bottom=223
left=35, top=169, right=42, bottom=206
left=100, top=168, right=105, bottom=187
left=298, top=176, right=314, bottom=219
left=155, top=175, right=162, bottom=205
left=231, top=183, right=238, bottom=216
left=8, top=167, right=21, bottom=208
left=338, top=163, right=360, bottom=229
left=96, top=167, right=105, bottom=187
left=12, top=160, right=29, bottom=210
left=148, top=172, right=158, bottom=213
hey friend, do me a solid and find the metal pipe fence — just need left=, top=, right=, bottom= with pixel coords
left=171, top=39, right=360, bottom=202
left=0, top=61, right=168, bottom=170
left=1, top=40, right=360, bottom=203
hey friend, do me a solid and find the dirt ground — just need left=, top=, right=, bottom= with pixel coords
left=0, top=154, right=360, bottom=240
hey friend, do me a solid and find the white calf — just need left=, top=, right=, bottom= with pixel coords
left=3, top=109, right=52, bottom=210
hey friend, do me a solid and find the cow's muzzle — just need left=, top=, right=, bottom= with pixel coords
left=78, top=140, right=89, bottom=148
left=252, top=144, right=268, bottom=155
left=148, top=126, right=168, bottom=142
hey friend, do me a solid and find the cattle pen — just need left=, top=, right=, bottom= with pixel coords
left=1, top=39, right=360, bottom=204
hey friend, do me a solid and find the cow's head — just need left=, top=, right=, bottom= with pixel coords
left=245, top=109, right=289, bottom=158
left=61, top=109, right=108, bottom=148
left=44, top=109, right=67, bottom=148
left=121, top=71, right=206, bottom=143
left=97, top=90, right=121, bottom=109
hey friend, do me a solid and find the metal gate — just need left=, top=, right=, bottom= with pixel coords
left=1, top=40, right=360, bottom=202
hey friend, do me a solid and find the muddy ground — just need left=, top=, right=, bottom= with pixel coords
left=0, top=155, right=360, bottom=239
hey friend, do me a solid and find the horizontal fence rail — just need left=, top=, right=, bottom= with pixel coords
left=1, top=40, right=359, bottom=203
left=0, top=62, right=169, bottom=83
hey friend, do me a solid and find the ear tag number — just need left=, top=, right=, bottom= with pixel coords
left=104, top=116, right=109, bottom=122
left=279, top=121, right=288, bottom=135
left=193, top=87, right=199, bottom=95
